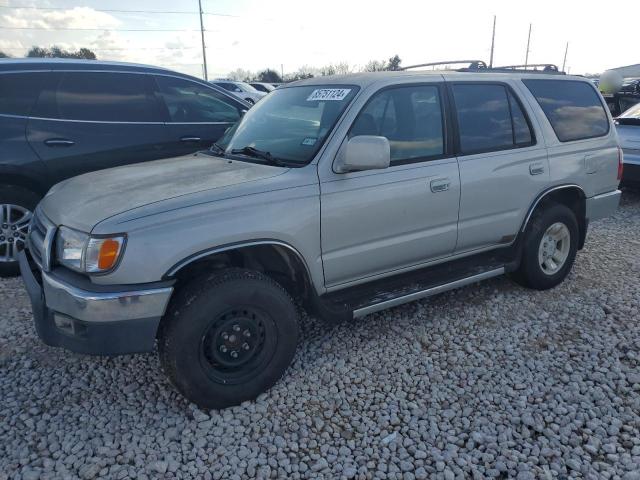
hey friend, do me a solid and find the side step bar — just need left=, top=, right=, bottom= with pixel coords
left=352, top=268, right=505, bottom=318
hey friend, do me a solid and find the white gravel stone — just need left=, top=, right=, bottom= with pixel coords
left=1, top=188, right=640, bottom=479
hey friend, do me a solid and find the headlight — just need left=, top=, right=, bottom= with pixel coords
left=55, top=227, right=125, bottom=274
left=55, top=227, right=88, bottom=272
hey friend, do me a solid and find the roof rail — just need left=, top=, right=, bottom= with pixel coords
left=492, top=64, right=564, bottom=74
left=401, top=60, right=488, bottom=71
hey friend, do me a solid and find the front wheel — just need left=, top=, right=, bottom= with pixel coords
left=511, top=203, right=579, bottom=290
left=158, top=268, right=299, bottom=409
left=0, top=185, right=40, bottom=277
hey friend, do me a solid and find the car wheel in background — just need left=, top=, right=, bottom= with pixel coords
left=0, top=185, right=40, bottom=277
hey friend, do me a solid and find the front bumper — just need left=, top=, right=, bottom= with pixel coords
left=19, top=250, right=174, bottom=355
left=585, top=190, right=622, bottom=222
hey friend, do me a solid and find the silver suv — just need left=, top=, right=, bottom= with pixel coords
left=20, top=65, right=622, bottom=408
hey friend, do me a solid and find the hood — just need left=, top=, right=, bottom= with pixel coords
left=40, top=152, right=287, bottom=232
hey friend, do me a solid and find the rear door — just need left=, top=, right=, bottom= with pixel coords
left=153, top=75, right=245, bottom=157
left=450, top=81, right=548, bottom=252
left=27, top=71, right=168, bottom=184
left=320, top=83, right=460, bottom=287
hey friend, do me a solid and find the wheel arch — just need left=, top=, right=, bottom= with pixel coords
left=0, top=172, right=48, bottom=198
left=165, top=240, right=316, bottom=302
left=521, top=184, right=588, bottom=249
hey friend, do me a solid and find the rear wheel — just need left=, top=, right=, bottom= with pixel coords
left=512, top=203, right=579, bottom=290
left=0, top=185, right=40, bottom=277
left=158, top=268, right=299, bottom=409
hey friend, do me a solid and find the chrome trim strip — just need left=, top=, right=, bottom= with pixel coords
left=166, top=240, right=311, bottom=278
left=42, top=272, right=174, bottom=323
left=520, top=184, right=585, bottom=233
left=352, top=268, right=505, bottom=318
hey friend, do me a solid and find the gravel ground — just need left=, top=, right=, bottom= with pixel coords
left=1, top=188, right=640, bottom=480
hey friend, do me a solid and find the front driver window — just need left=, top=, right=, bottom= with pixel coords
left=156, top=76, right=241, bottom=123
left=350, top=85, right=444, bottom=164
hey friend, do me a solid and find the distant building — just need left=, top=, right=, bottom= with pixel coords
left=612, top=64, right=640, bottom=78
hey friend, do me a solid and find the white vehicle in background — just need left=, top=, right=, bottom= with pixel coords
left=616, top=103, right=640, bottom=185
left=249, top=82, right=276, bottom=93
left=213, top=80, right=266, bottom=105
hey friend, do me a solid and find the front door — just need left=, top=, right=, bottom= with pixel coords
left=320, top=83, right=460, bottom=288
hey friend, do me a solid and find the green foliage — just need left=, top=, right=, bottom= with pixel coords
left=26, top=46, right=97, bottom=60
left=256, top=69, right=282, bottom=83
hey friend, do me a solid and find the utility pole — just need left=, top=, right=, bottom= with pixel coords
left=198, top=0, right=208, bottom=80
left=524, top=23, right=532, bottom=67
left=489, top=15, right=496, bottom=68
left=562, top=42, right=569, bottom=72
left=281, top=64, right=284, bottom=81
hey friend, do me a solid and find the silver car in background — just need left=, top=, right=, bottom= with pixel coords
left=616, top=104, right=640, bottom=185
left=213, top=79, right=266, bottom=105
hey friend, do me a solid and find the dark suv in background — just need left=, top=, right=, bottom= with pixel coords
left=0, top=59, right=249, bottom=276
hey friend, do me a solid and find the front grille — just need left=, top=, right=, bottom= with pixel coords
left=28, top=207, right=56, bottom=271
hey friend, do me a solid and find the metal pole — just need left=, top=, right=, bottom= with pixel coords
left=489, top=15, right=496, bottom=68
left=562, top=42, right=569, bottom=72
left=198, top=0, right=208, bottom=80
left=524, top=23, right=531, bottom=67
left=281, top=63, right=284, bottom=80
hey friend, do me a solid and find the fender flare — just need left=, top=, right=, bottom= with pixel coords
left=520, top=183, right=586, bottom=234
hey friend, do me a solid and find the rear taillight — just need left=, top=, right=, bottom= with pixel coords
left=617, top=146, right=624, bottom=181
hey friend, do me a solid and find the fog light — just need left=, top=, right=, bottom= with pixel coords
left=53, top=313, right=75, bottom=335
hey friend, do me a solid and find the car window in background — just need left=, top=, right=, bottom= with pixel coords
left=156, top=76, right=241, bottom=123
left=452, top=84, right=534, bottom=153
left=216, top=82, right=243, bottom=93
left=0, top=72, right=48, bottom=116
left=524, top=79, right=609, bottom=142
left=616, top=103, right=640, bottom=125
left=220, top=85, right=358, bottom=164
left=350, top=85, right=444, bottom=163
left=33, top=72, right=162, bottom=122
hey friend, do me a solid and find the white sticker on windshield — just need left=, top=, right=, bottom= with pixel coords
left=306, top=88, right=351, bottom=101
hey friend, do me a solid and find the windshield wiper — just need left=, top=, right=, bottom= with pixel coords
left=209, top=142, right=226, bottom=156
left=230, top=146, right=289, bottom=167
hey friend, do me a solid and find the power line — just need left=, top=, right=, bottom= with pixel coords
left=0, top=5, right=239, bottom=17
left=0, top=26, right=208, bottom=32
left=0, top=46, right=200, bottom=51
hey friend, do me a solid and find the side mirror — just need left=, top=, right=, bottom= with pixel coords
left=334, top=135, right=391, bottom=173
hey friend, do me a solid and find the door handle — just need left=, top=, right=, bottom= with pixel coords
left=180, top=136, right=201, bottom=143
left=529, top=162, right=545, bottom=175
left=430, top=178, right=450, bottom=193
left=44, top=138, right=75, bottom=147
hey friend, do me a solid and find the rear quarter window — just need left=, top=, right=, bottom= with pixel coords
left=524, top=79, right=610, bottom=142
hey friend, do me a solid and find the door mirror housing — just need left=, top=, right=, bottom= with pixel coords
left=335, top=135, right=391, bottom=173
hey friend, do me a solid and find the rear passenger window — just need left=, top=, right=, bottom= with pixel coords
left=452, top=84, right=534, bottom=154
left=0, top=72, right=47, bottom=116
left=350, top=85, right=444, bottom=164
left=155, top=76, right=241, bottom=123
left=524, top=79, right=609, bottom=142
left=35, top=72, right=162, bottom=122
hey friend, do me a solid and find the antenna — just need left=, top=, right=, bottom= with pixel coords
left=524, top=23, right=532, bottom=67
left=562, top=42, right=569, bottom=72
left=489, top=15, right=496, bottom=68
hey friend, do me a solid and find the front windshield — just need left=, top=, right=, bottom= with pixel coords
left=218, top=85, right=359, bottom=164
left=238, top=82, right=260, bottom=93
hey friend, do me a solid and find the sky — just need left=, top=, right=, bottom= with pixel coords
left=0, top=0, right=636, bottom=79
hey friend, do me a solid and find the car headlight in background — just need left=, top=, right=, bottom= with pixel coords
left=55, top=227, right=125, bottom=274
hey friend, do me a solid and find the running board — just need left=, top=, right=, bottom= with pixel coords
left=352, top=267, right=505, bottom=318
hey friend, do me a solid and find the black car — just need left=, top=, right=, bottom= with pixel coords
left=0, top=59, right=249, bottom=276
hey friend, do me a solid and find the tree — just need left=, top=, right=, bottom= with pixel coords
left=386, top=54, right=402, bottom=71
left=26, top=46, right=97, bottom=60
left=256, top=69, right=282, bottom=83
left=0, top=51, right=9, bottom=58
left=363, top=60, right=386, bottom=72
left=226, top=68, right=254, bottom=82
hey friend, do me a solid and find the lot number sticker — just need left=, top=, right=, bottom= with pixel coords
left=307, top=88, right=351, bottom=101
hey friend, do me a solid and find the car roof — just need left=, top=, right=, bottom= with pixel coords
left=285, top=70, right=590, bottom=89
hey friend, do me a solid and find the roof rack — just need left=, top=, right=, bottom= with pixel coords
left=401, top=60, right=565, bottom=75
left=491, top=64, right=564, bottom=74
left=401, top=60, right=488, bottom=71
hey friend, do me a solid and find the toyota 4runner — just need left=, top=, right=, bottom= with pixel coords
left=19, top=65, right=622, bottom=408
